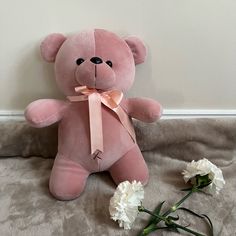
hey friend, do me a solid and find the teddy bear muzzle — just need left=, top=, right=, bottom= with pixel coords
left=75, top=57, right=116, bottom=90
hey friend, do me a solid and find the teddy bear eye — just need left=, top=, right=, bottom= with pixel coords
left=106, top=60, right=113, bottom=68
left=76, top=58, right=85, bottom=65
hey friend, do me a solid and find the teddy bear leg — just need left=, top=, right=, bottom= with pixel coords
left=49, top=155, right=90, bottom=200
left=109, top=144, right=149, bottom=186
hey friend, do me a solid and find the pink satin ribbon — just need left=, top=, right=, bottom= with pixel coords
left=67, top=86, right=136, bottom=155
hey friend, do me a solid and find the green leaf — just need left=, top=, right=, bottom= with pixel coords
left=177, top=208, right=214, bottom=236
left=153, top=201, right=165, bottom=215
left=146, top=201, right=165, bottom=227
left=154, top=201, right=165, bottom=215
left=177, top=207, right=204, bottom=218
left=198, top=181, right=212, bottom=190
left=202, top=214, right=214, bottom=236
left=167, top=215, right=180, bottom=221
left=196, top=174, right=212, bottom=189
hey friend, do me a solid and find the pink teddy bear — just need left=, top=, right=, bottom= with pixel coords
left=25, top=29, right=162, bottom=200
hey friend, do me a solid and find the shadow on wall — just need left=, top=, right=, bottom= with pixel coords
left=10, top=33, right=185, bottom=111
left=127, top=43, right=154, bottom=98
left=128, top=44, right=185, bottom=107
left=10, top=40, right=63, bottom=110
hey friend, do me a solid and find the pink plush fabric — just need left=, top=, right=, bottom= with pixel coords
left=40, top=33, right=66, bottom=62
left=25, top=29, right=162, bottom=200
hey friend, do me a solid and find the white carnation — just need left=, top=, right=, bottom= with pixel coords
left=182, top=158, right=225, bottom=194
left=109, top=180, right=144, bottom=230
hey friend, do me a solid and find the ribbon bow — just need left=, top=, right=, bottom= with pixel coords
left=67, top=86, right=136, bottom=156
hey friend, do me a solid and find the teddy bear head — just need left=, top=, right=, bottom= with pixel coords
left=40, top=29, right=147, bottom=95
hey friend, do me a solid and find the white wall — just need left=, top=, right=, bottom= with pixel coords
left=0, top=0, right=236, bottom=112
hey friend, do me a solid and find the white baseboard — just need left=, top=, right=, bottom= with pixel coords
left=163, top=109, right=236, bottom=119
left=0, top=109, right=236, bottom=120
left=0, top=110, right=25, bottom=120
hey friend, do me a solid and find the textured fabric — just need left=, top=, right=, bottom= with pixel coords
left=0, top=118, right=236, bottom=235
left=0, top=120, right=58, bottom=158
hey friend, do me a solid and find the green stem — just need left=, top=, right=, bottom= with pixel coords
left=171, top=221, right=206, bottom=236
left=139, top=206, right=207, bottom=236
left=143, top=186, right=198, bottom=229
left=138, top=206, right=166, bottom=222
left=139, top=184, right=210, bottom=236
left=138, top=207, right=166, bottom=236
left=138, top=225, right=161, bottom=236
left=139, top=226, right=170, bottom=236
left=163, top=187, right=197, bottom=217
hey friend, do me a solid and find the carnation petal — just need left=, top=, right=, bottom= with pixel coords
left=109, top=181, right=144, bottom=230
left=182, top=158, right=225, bottom=195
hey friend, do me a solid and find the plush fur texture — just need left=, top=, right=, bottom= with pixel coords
left=25, top=29, right=162, bottom=200
left=0, top=119, right=236, bottom=235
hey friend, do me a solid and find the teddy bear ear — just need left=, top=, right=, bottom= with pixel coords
left=40, top=33, right=66, bottom=62
left=125, top=36, right=147, bottom=65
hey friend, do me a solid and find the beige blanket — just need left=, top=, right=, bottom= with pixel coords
left=0, top=118, right=235, bottom=235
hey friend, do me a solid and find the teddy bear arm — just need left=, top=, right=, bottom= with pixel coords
left=25, top=99, right=69, bottom=128
left=121, top=98, right=162, bottom=123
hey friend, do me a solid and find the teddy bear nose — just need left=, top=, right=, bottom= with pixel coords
left=90, top=57, right=103, bottom=64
